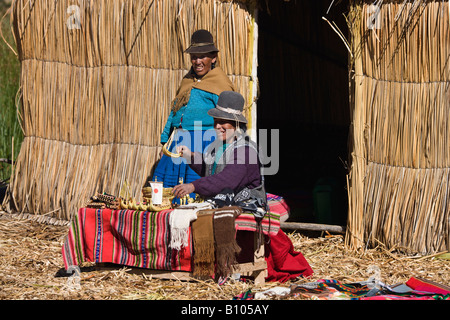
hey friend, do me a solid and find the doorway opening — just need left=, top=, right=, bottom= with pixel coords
left=257, top=1, right=350, bottom=225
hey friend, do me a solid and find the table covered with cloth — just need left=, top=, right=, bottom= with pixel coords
left=62, top=194, right=286, bottom=272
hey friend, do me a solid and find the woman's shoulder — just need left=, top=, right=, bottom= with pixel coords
left=231, top=137, right=260, bottom=164
left=234, top=134, right=258, bottom=149
left=190, top=87, right=219, bottom=97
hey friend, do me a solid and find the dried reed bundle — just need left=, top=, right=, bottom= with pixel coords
left=346, top=0, right=449, bottom=254
left=4, top=0, right=256, bottom=221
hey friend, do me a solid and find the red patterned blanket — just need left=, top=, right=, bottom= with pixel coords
left=62, top=197, right=285, bottom=272
left=62, top=208, right=193, bottom=271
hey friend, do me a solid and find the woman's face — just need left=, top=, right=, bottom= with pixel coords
left=190, top=53, right=217, bottom=77
left=214, top=118, right=236, bottom=142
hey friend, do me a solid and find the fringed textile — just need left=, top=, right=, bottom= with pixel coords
left=191, top=209, right=215, bottom=279
left=169, top=202, right=212, bottom=250
left=213, top=206, right=243, bottom=278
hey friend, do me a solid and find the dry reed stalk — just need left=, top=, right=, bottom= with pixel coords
left=4, top=0, right=256, bottom=221
left=346, top=0, right=449, bottom=254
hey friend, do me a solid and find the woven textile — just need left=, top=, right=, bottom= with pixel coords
left=231, top=194, right=285, bottom=236
left=191, top=210, right=215, bottom=279
left=266, top=193, right=290, bottom=222
left=235, top=211, right=280, bottom=236
left=290, top=278, right=450, bottom=300
left=62, top=197, right=285, bottom=271
left=169, top=202, right=212, bottom=250
left=213, top=206, right=242, bottom=278
left=62, top=208, right=192, bottom=271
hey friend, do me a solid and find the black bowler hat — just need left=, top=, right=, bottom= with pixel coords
left=208, top=91, right=247, bottom=124
left=184, top=29, right=219, bottom=54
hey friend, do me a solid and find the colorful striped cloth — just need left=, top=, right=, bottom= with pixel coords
left=234, top=211, right=280, bottom=236
left=62, top=196, right=286, bottom=271
left=290, top=278, right=450, bottom=300
left=266, top=193, right=290, bottom=222
left=62, top=208, right=193, bottom=271
left=232, top=195, right=285, bottom=236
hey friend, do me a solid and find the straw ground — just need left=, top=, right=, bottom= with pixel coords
left=0, top=213, right=448, bottom=300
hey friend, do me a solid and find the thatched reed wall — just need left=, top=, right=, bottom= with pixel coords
left=346, top=0, right=449, bottom=254
left=3, top=0, right=256, bottom=223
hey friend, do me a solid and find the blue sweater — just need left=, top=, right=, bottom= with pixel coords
left=160, top=88, right=218, bottom=143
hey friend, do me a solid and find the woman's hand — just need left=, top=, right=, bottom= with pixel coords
left=176, top=145, right=192, bottom=159
left=173, top=183, right=195, bottom=198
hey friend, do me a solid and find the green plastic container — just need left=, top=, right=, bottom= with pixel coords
left=313, top=177, right=339, bottom=225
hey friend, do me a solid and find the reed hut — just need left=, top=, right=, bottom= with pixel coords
left=4, top=0, right=350, bottom=225
left=346, top=0, right=450, bottom=254
left=3, top=0, right=258, bottom=224
left=3, top=0, right=448, bottom=255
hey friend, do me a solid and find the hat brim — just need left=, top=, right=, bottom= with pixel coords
left=207, top=108, right=248, bottom=124
left=184, top=44, right=219, bottom=54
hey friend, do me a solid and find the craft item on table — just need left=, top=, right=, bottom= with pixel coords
left=119, top=197, right=174, bottom=212
left=169, top=202, right=212, bottom=251
left=86, top=201, right=106, bottom=209
left=119, top=197, right=146, bottom=211
left=146, top=199, right=173, bottom=211
left=86, top=192, right=119, bottom=210
left=213, top=206, right=243, bottom=278
left=142, top=185, right=175, bottom=211
left=150, top=180, right=163, bottom=204
left=162, top=128, right=181, bottom=158
left=142, top=186, right=174, bottom=199
left=179, top=194, right=194, bottom=205
left=119, top=198, right=130, bottom=209
left=191, top=209, right=215, bottom=279
left=175, top=177, right=192, bottom=206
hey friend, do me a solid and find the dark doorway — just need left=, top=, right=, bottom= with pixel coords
left=257, top=1, right=350, bottom=225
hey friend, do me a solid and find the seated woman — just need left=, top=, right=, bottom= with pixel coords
left=172, top=90, right=265, bottom=210
left=173, top=91, right=313, bottom=283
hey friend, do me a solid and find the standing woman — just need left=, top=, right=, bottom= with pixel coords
left=152, top=30, right=235, bottom=193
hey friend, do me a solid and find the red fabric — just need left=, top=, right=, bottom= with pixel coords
left=62, top=208, right=193, bottom=271
left=265, top=229, right=313, bottom=282
left=406, top=277, right=450, bottom=295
